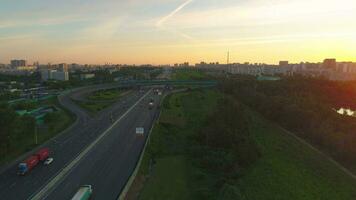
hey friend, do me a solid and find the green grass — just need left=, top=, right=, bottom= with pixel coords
left=137, top=89, right=220, bottom=200
left=76, top=100, right=113, bottom=113
left=87, top=89, right=127, bottom=101
left=75, top=89, right=130, bottom=114
left=140, top=156, right=193, bottom=200
left=235, top=109, right=356, bottom=200
left=172, top=69, right=208, bottom=80
left=136, top=89, right=356, bottom=200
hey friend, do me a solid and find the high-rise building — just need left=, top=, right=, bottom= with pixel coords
left=58, top=63, right=68, bottom=72
left=52, top=71, right=69, bottom=81
left=41, top=69, right=69, bottom=81
left=11, top=59, right=27, bottom=68
left=80, top=74, right=95, bottom=80
left=41, top=69, right=54, bottom=81
left=337, top=62, right=353, bottom=73
left=279, top=61, right=289, bottom=67
left=323, top=59, right=336, bottom=70
left=33, top=61, right=40, bottom=67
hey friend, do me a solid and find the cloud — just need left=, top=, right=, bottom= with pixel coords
left=0, top=15, right=88, bottom=29
left=155, top=0, right=195, bottom=40
left=0, top=34, right=41, bottom=42
left=156, top=0, right=356, bottom=29
left=156, top=0, right=194, bottom=27
left=82, top=17, right=124, bottom=40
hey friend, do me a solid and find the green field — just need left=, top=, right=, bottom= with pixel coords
left=235, top=109, right=356, bottom=200
left=131, top=89, right=356, bottom=200
left=139, top=156, right=194, bottom=200
left=136, top=89, right=220, bottom=200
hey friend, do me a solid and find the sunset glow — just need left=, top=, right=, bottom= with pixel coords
left=1, top=0, right=356, bottom=64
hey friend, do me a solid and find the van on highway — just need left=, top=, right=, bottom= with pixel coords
left=71, top=185, right=92, bottom=200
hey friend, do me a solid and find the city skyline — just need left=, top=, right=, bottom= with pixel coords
left=1, top=0, right=356, bottom=65
left=2, top=57, right=355, bottom=68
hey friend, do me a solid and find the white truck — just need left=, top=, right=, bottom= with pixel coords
left=71, top=185, right=92, bottom=200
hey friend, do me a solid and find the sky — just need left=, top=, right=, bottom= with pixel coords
left=0, top=0, right=356, bottom=65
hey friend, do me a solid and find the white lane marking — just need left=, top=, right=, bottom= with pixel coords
left=29, top=90, right=152, bottom=200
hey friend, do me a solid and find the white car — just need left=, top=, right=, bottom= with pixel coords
left=44, top=157, right=54, bottom=165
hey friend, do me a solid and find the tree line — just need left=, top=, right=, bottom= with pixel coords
left=0, top=104, right=35, bottom=161
left=144, top=90, right=259, bottom=199
left=219, top=76, right=356, bottom=171
left=192, top=96, right=260, bottom=199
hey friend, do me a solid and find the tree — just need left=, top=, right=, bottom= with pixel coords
left=0, top=104, right=17, bottom=155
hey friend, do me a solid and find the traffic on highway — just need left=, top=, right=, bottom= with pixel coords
left=0, top=84, right=165, bottom=200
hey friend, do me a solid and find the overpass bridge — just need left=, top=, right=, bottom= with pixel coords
left=117, top=79, right=218, bottom=86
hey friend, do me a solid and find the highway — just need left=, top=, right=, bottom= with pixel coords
left=0, top=85, right=162, bottom=200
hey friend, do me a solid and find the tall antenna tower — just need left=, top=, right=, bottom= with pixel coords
left=227, top=50, right=230, bottom=65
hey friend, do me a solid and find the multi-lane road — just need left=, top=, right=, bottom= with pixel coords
left=0, top=85, right=162, bottom=200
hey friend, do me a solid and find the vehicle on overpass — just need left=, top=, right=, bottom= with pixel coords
left=153, top=88, right=159, bottom=95
left=71, top=185, right=93, bottom=200
left=18, top=148, right=50, bottom=175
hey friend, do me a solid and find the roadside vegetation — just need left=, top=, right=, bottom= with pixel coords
left=87, top=88, right=127, bottom=101
left=221, top=76, right=356, bottom=173
left=128, top=79, right=356, bottom=200
left=0, top=91, right=20, bottom=101
left=40, top=98, right=76, bottom=144
left=128, top=89, right=260, bottom=199
left=0, top=97, right=75, bottom=166
left=111, top=67, right=162, bottom=80
left=172, top=68, right=209, bottom=80
left=235, top=109, right=356, bottom=200
left=75, top=100, right=113, bottom=114
left=0, top=73, right=39, bottom=84
left=133, top=89, right=221, bottom=199
left=74, top=88, right=130, bottom=114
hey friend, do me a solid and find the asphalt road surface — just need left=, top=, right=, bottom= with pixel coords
left=0, top=85, right=162, bottom=200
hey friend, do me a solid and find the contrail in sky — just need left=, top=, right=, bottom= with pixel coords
left=156, top=0, right=194, bottom=27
